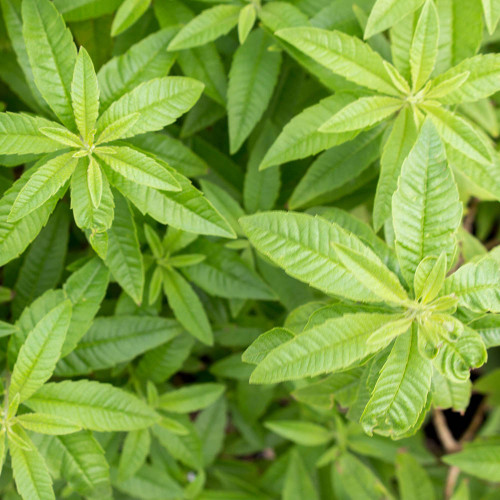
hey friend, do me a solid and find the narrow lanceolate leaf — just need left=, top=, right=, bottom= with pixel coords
left=332, top=243, right=409, bottom=305
left=443, top=441, right=500, bottom=482
left=319, top=96, right=401, bottom=133
left=97, top=146, right=180, bottom=192
left=265, top=420, right=332, bottom=446
left=240, top=211, right=384, bottom=303
left=96, top=77, right=204, bottom=139
left=17, top=413, right=81, bottom=435
left=159, top=383, right=225, bottom=413
left=424, top=104, right=493, bottom=166
left=242, top=328, right=295, bottom=365
left=482, top=0, right=500, bottom=34
left=396, top=453, right=436, bottom=500
left=284, top=450, right=319, bottom=500
left=118, top=429, right=151, bottom=481
left=86, top=156, right=102, bottom=209
left=373, top=106, right=418, bottom=231
left=25, top=380, right=159, bottom=431
left=162, top=267, right=213, bottom=345
left=392, top=119, right=462, bottom=284
left=361, top=327, right=432, bottom=437
left=431, top=54, right=500, bottom=104
left=95, top=113, right=139, bottom=145
left=9, top=300, right=72, bottom=402
left=365, top=0, right=425, bottom=38
left=71, top=158, right=114, bottom=233
left=104, top=192, right=144, bottom=305
left=228, top=29, right=281, bottom=153
left=10, top=428, right=55, bottom=500
left=0, top=113, right=67, bottom=155
left=9, top=152, right=78, bottom=222
left=276, top=27, right=400, bottom=95
left=238, top=4, right=256, bottom=44
left=22, top=0, right=77, bottom=129
left=71, top=47, right=99, bottom=141
left=111, top=0, right=151, bottom=37
left=410, top=0, right=439, bottom=91
left=260, top=94, right=358, bottom=170
left=168, top=5, right=241, bottom=51
left=39, top=127, right=81, bottom=148
left=250, top=313, right=399, bottom=384
left=443, top=258, right=500, bottom=313
left=98, top=28, right=177, bottom=111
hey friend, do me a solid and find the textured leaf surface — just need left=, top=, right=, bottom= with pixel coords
left=365, top=0, right=425, bottom=38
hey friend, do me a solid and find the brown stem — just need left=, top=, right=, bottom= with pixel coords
left=433, top=409, right=460, bottom=453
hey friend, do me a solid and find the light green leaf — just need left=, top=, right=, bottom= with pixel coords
left=10, top=427, right=55, bottom=500
left=365, top=0, right=425, bottom=38
left=276, top=27, right=400, bottom=95
left=242, top=327, right=295, bottom=366
left=238, top=4, right=256, bottom=44
left=39, top=126, right=81, bottom=148
left=0, top=113, right=68, bottom=155
left=392, top=119, right=462, bottom=284
left=96, top=77, right=203, bottom=139
left=71, top=47, right=99, bottom=141
left=10, top=300, right=72, bottom=403
left=159, top=383, right=225, bottom=413
left=228, top=30, right=281, bottom=153
left=162, top=267, right=213, bottom=345
left=9, top=152, right=77, bottom=222
left=414, top=252, right=447, bottom=302
left=56, top=316, right=181, bottom=376
left=482, top=0, right=500, bottom=34
left=431, top=369, right=471, bottom=412
left=265, top=420, right=332, bottom=446
left=319, top=96, right=401, bottom=133
left=443, top=258, right=500, bottom=313
left=86, top=156, right=102, bottom=209
left=283, top=450, right=319, bottom=500
left=22, top=0, right=77, bottom=129
left=443, top=441, right=500, bottom=482
left=240, top=211, right=385, bottom=302
left=111, top=0, right=151, bottom=37
left=104, top=192, right=144, bottom=304
left=17, top=413, right=81, bottom=435
left=95, top=113, right=140, bottom=145
left=118, top=429, right=150, bottom=481
left=97, top=146, right=180, bottom=192
left=26, top=380, right=159, bottom=431
left=168, top=5, right=241, bottom=51
left=195, top=398, right=226, bottom=466
left=250, top=313, right=398, bottom=384
left=396, top=453, right=435, bottom=500
left=373, top=106, right=419, bottom=231
left=426, top=71, right=470, bottom=100
left=361, top=327, right=432, bottom=437
left=410, top=0, right=438, bottom=91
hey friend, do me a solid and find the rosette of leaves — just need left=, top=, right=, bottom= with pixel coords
left=257, top=0, right=500, bottom=229
left=241, top=120, right=500, bottom=438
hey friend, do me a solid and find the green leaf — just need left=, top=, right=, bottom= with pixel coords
left=104, top=192, right=144, bottom=304
left=228, top=29, right=281, bottom=153
left=10, top=427, right=55, bottom=500
left=118, top=429, right=150, bottom=481
left=22, top=0, right=77, bottom=129
left=482, top=0, right=500, bottom=34
left=443, top=441, right=500, bottom=482
left=259, top=94, right=358, bottom=170
left=319, top=96, right=401, bottom=133
left=426, top=71, right=470, bottom=100
left=97, top=146, right=180, bottom=191
left=396, top=452, right=435, bottom=500
left=71, top=47, right=99, bottom=141
left=162, top=266, right=213, bottom=345
left=9, top=152, right=77, bottom=222
left=38, top=126, right=81, bottom=148
left=409, top=0, right=438, bottom=91
left=168, top=5, right=241, bottom=51
left=431, top=369, right=471, bottom=412
left=373, top=106, right=419, bottom=230
left=365, top=0, right=425, bottom=38
left=240, top=211, right=385, bottom=302
left=86, top=156, right=102, bottom=209
left=0, top=113, right=68, bottom=155
left=96, top=77, right=204, bottom=139
left=276, top=27, right=400, bottom=95
left=242, top=327, right=295, bottom=365
left=443, top=258, right=500, bottom=312
left=283, top=450, right=319, bottom=500
left=431, top=54, right=500, bottom=104
left=71, top=157, right=114, bottom=233
left=361, top=327, right=432, bottom=437
left=250, top=313, right=399, bottom=384
left=195, top=398, right=226, bottom=466
left=17, top=413, right=81, bottom=435
left=26, top=380, right=159, bottom=431
left=10, top=300, right=72, bottom=403
left=238, top=4, right=256, bottom=44
left=265, top=420, right=332, bottom=446
left=392, top=119, right=462, bottom=284
left=111, top=0, right=151, bottom=37
left=159, top=383, right=225, bottom=413
left=424, top=104, right=493, bottom=166
left=56, top=316, right=181, bottom=376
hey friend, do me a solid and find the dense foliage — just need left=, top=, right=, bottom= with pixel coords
left=0, top=0, right=499, bottom=498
